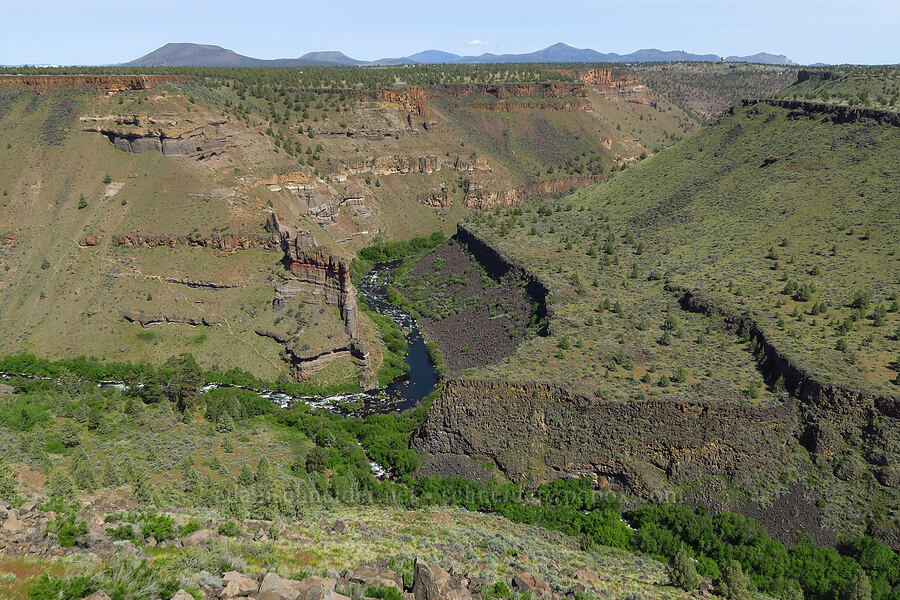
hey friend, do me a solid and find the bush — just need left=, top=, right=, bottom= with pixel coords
left=718, top=560, right=753, bottom=600
left=140, top=513, right=176, bottom=541
left=27, top=574, right=96, bottom=600
left=218, top=521, right=242, bottom=537
left=46, top=513, right=88, bottom=547
left=668, top=545, right=702, bottom=590
left=366, top=585, right=403, bottom=600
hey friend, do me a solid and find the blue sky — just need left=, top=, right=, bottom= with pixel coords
left=1, top=0, right=897, bottom=65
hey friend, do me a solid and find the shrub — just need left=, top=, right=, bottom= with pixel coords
left=140, top=513, right=176, bottom=541
left=718, top=559, right=753, bottom=600
left=26, top=574, right=96, bottom=600
left=218, top=521, right=242, bottom=537
left=668, top=545, right=702, bottom=590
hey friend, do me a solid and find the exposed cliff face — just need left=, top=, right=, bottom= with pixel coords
left=742, top=99, right=900, bottom=127
left=415, top=379, right=798, bottom=497
left=122, top=311, right=221, bottom=328
left=670, top=285, right=899, bottom=462
left=454, top=224, right=550, bottom=336
left=0, top=75, right=189, bottom=94
left=267, top=213, right=359, bottom=339
left=435, top=82, right=588, bottom=100
left=464, top=176, right=604, bottom=209
left=100, top=130, right=227, bottom=156
left=112, top=233, right=280, bottom=252
left=464, top=101, right=592, bottom=112
left=556, top=69, right=638, bottom=87
left=347, top=155, right=440, bottom=175
left=113, top=233, right=279, bottom=252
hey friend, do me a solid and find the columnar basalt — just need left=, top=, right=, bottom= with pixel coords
left=415, top=379, right=798, bottom=497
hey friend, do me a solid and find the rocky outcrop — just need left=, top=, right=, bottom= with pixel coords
left=414, top=379, right=798, bottom=498
left=347, top=155, right=440, bottom=175
left=267, top=213, right=359, bottom=339
left=419, top=185, right=451, bottom=209
left=164, top=276, right=236, bottom=290
left=0, top=75, right=189, bottom=94
left=464, top=101, right=591, bottom=112
left=742, top=99, right=900, bottom=127
left=98, top=129, right=226, bottom=156
left=464, top=176, right=603, bottom=209
left=454, top=224, right=550, bottom=336
left=556, top=68, right=638, bottom=88
left=669, top=285, right=898, bottom=473
left=450, top=155, right=491, bottom=172
left=435, top=82, right=587, bottom=100
left=122, top=311, right=221, bottom=328
left=112, top=233, right=280, bottom=253
left=82, top=114, right=229, bottom=156
left=281, top=345, right=365, bottom=380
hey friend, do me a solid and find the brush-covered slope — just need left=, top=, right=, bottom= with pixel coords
left=0, top=68, right=694, bottom=386
left=415, top=99, right=898, bottom=543
left=462, top=100, right=899, bottom=397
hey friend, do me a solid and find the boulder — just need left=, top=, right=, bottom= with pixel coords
left=2, top=512, right=24, bottom=533
left=571, top=566, right=599, bottom=586
left=344, top=566, right=403, bottom=591
left=330, top=520, right=348, bottom=535
left=412, top=559, right=451, bottom=600
left=296, top=576, right=337, bottom=600
left=257, top=572, right=304, bottom=600
left=19, top=501, right=37, bottom=515
left=220, top=571, right=259, bottom=598
left=171, top=591, right=194, bottom=600
left=182, top=528, right=217, bottom=547
left=511, top=573, right=551, bottom=598
left=82, top=593, right=112, bottom=600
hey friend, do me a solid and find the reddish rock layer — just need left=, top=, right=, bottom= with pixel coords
left=0, top=75, right=190, bottom=94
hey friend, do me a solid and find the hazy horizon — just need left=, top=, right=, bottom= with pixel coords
left=1, top=0, right=898, bottom=66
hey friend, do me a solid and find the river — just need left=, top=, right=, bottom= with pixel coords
left=1, top=262, right=438, bottom=418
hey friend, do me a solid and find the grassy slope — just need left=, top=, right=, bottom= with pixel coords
left=464, top=101, right=899, bottom=397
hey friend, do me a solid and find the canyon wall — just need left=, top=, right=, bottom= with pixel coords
left=267, top=213, right=360, bottom=340
left=415, top=379, right=797, bottom=498
left=454, top=224, right=551, bottom=336
left=0, top=75, right=190, bottom=94
left=742, top=99, right=900, bottom=127
left=112, top=233, right=280, bottom=253
left=464, top=176, right=604, bottom=209
left=556, top=68, right=638, bottom=88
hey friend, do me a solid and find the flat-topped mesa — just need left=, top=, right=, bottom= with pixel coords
left=0, top=74, right=190, bottom=94
left=266, top=213, right=359, bottom=339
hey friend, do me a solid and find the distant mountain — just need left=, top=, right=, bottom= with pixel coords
left=124, top=42, right=796, bottom=67
left=125, top=43, right=267, bottom=67
left=725, top=52, right=795, bottom=65
left=125, top=43, right=362, bottom=67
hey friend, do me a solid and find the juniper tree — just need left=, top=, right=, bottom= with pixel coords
left=668, top=545, right=701, bottom=591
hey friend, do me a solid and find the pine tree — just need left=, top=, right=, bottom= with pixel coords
left=668, top=545, right=701, bottom=591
